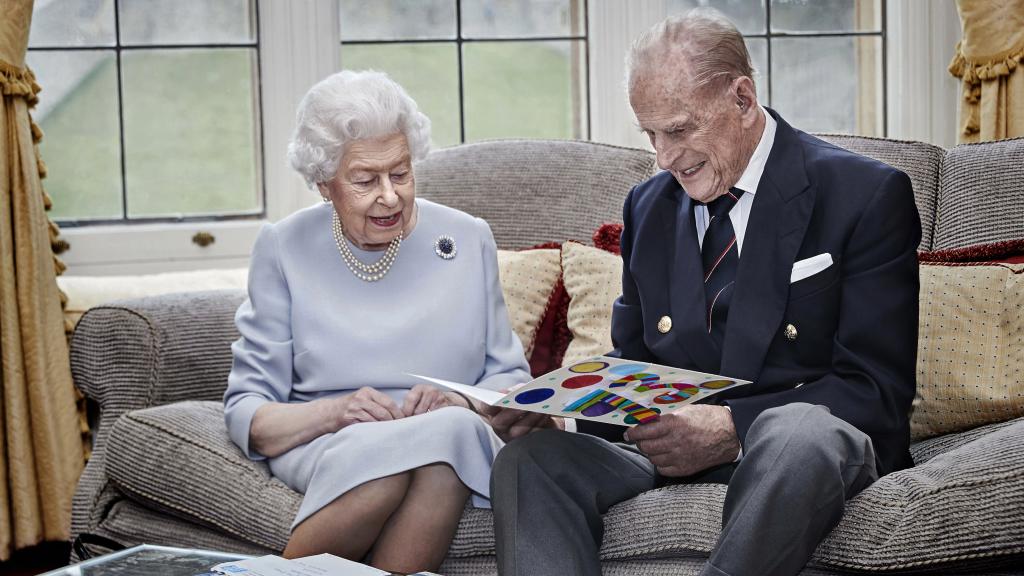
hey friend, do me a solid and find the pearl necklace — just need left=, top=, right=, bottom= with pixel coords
left=331, top=211, right=402, bottom=282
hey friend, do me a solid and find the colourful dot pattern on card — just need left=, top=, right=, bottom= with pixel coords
left=515, top=388, right=555, bottom=404
left=700, top=379, right=736, bottom=389
left=563, top=389, right=660, bottom=423
left=568, top=361, right=609, bottom=373
left=609, top=372, right=659, bottom=388
left=562, top=374, right=603, bottom=389
left=607, top=363, right=648, bottom=376
left=634, top=382, right=700, bottom=404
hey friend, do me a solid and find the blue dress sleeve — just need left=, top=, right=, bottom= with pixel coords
left=473, top=217, right=532, bottom=391
left=224, top=224, right=295, bottom=460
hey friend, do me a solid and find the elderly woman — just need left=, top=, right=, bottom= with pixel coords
left=223, top=70, right=531, bottom=573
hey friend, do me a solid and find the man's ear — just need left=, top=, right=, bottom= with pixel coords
left=731, top=76, right=759, bottom=123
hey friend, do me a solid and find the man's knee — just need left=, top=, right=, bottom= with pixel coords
left=749, top=403, right=875, bottom=470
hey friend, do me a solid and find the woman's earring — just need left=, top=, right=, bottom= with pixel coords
left=321, top=195, right=331, bottom=204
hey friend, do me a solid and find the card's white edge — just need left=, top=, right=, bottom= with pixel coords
left=406, top=373, right=506, bottom=405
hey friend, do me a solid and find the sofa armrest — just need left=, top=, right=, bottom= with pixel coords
left=70, top=289, right=246, bottom=542
left=71, top=289, right=246, bottom=417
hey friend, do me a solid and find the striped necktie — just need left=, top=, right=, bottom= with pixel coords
left=701, top=188, right=744, bottom=349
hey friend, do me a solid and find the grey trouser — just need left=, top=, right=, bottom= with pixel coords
left=490, top=403, right=878, bottom=576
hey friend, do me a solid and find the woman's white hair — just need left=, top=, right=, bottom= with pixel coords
left=288, top=70, right=432, bottom=189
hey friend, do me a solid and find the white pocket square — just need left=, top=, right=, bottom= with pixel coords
left=791, top=253, right=833, bottom=283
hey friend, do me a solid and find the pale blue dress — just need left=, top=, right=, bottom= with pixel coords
left=223, top=199, right=531, bottom=529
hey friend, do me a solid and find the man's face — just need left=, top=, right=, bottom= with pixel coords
left=630, top=70, right=752, bottom=204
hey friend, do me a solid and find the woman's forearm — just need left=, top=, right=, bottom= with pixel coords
left=249, top=398, right=339, bottom=458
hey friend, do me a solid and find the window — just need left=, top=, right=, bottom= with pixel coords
left=26, top=0, right=263, bottom=226
left=339, top=0, right=589, bottom=147
left=25, top=0, right=947, bottom=274
left=667, top=0, right=885, bottom=136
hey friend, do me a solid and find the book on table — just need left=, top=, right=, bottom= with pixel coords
left=412, top=355, right=751, bottom=426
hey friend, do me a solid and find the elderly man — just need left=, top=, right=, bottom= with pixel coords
left=489, top=9, right=920, bottom=576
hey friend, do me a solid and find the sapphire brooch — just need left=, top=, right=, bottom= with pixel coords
left=434, top=235, right=457, bottom=260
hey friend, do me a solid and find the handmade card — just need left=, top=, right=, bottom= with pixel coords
left=413, top=356, right=751, bottom=426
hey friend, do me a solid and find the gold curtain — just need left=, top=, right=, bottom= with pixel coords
left=1, top=0, right=84, bottom=561
left=949, top=0, right=1024, bottom=143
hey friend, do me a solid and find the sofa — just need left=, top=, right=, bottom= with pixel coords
left=68, top=136, right=1024, bottom=574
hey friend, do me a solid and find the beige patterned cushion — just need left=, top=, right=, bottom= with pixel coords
left=496, top=249, right=562, bottom=358
left=912, top=262, right=1024, bottom=440
left=560, top=242, right=622, bottom=366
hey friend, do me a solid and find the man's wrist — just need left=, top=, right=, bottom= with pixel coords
left=721, top=405, right=742, bottom=462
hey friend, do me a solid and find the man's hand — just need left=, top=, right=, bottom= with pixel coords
left=624, top=404, right=740, bottom=477
left=482, top=405, right=564, bottom=442
left=328, top=387, right=405, bottom=428
left=401, top=384, right=455, bottom=417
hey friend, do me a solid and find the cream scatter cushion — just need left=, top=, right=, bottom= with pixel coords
left=58, top=268, right=249, bottom=330
left=560, top=241, right=623, bottom=367
left=496, top=248, right=562, bottom=358
left=912, top=262, right=1024, bottom=440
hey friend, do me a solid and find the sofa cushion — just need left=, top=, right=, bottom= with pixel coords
left=912, top=262, right=1024, bottom=440
left=105, top=401, right=299, bottom=552
left=414, top=140, right=656, bottom=250
left=560, top=242, right=622, bottom=366
left=496, top=248, right=562, bottom=359
left=932, top=137, right=1024, bottom=250
left=918, top=238, right=1024, bottom=264
left=104, top=402, right=1024, bottom=571
left=809, top=419, right=1024, bottom=572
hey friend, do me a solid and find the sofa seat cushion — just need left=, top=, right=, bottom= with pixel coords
left=105, top=401, right=299, bottom=551
left=105, top=403, right=1024, bottom=571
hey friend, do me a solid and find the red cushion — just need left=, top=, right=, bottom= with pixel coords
left=522, top=242, right=572, bottom=377
left=525, top=230, right=625, bottom=377
left=593, top=222, right=623, bottom=254
left=918, top=238, right=1024, bottom=264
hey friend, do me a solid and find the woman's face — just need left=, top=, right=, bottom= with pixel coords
left=320, top=133, right=417, bottom=251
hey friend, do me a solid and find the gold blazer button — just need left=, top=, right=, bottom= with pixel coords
left=657, top=316, right=673, bottom=334
left=784, top=324, right=798, bottom=341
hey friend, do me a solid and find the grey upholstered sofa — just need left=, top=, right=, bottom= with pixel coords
left=69, top=137, right=1024, bottom=574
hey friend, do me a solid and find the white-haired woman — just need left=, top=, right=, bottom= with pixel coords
left=223, top=70, right=531, bottom=572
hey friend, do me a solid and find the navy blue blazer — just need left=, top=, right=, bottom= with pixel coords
left=609, top=110, right=920, bottom=476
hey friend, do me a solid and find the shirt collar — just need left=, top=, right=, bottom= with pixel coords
left=732, top=105, right=776, bottom=196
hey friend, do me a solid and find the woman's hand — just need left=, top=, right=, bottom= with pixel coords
left=330, top=387, right=405, bottom=428
left=402, top=384, right=463, bottom=417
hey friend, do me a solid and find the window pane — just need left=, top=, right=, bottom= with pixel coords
left=27, top=50, right=122, bottom=220
left=667, top=0, right=765, bottom=35
left=770, top=36, right=882, bottom=135
left=770, top=0, right=881, bottom=33
left=463, top=41, right=587, bottom=141
left=745, top=37, right=768, bottom=105
left=121, top=49, right=261, bottom=217
left=28, top=0, right=116, bottom=47
left=118, top=0, right=255, bottom=46
left=339, top=0, right=456, bottom=41
left=461, top=0, right=585, bottom=39
left=341, top=44, right=460, bottom=148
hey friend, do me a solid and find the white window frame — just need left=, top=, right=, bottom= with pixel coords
left=59, top=0, right=339, bottom=275
left=61, top=0, right=958, bottom=275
